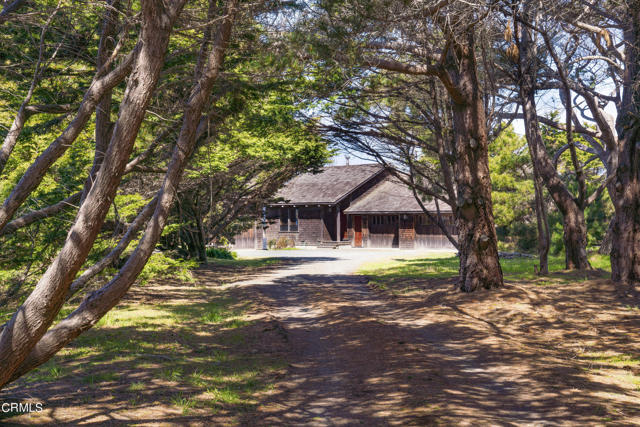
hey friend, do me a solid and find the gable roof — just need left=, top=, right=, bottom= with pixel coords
left=344, top=177, right=452, bottom=214
left=271, top=164, right=385, bottom=205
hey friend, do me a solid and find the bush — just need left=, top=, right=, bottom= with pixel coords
left=138, top=252, right=198, bottom=285
left=267, top=237, right=295, bottom=249
left=206, top=247, right=237, bottom=259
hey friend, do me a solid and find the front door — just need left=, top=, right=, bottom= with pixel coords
left=354, top=215, right=362, bottom=247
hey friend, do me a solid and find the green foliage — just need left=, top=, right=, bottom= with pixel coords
left=489, top=127, right=538, bottom=252
left=540, top=116, right=614, bottom=252
left=205, top=247, right=237, bottom=260
left=137, top=253, right=198, bottom=285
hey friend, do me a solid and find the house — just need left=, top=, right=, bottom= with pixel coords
left=231, top=164, right=457, bottom=249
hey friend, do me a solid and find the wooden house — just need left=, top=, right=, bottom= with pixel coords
left=232, top=164, right=457, bottom=249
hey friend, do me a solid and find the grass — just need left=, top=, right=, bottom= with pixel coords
left=5, top=257, right=288, bottom=423
left=207, top=257, right=282, bottom=268
left=359, top=252, right=612, bottom=293
left=171, top=393, right=197, bottom=414
left=580, top=352, right=640, bottom=393
left=127, top=381, right=145, bottom=392
left=580, top=352, right=640, bottom=368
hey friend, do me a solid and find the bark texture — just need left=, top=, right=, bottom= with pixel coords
left=5, top=0, right=237, bottom=385
left=67, top=197, right=158, bottom=298
left=82, top=0, right=121, bottom=202
left=0, top=1, right=185, bottom=387
left=444, top=33, right=503, bottom=291
left=515, top=12, right=589, bottom=270
left=610, top=8, right=640, bottom=290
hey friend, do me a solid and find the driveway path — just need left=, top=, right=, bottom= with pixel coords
left=229, top=249, right=632, bottom=426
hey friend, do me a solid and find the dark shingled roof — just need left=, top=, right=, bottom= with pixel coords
left=344, top=177, right=452, bottom=214
left=271, top=164, right=385, bottom=205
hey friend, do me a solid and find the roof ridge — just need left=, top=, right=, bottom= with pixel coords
left=272, top=163, right=387, bottom=205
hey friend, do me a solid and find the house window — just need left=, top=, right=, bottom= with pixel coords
left=289, top=208, right=298, bottom=231
left=280, top=208, right=298, bottom=232
left=370, top=215, right=397, bottom=225
left=280, top=208, right=289, bottom=231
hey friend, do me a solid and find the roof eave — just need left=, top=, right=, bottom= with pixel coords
left=344, top=210, right=451, bottom=214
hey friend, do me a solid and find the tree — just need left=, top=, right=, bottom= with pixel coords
left=305, top=0, right=504, bottom=291
left=318, top=76, right=460, bottom=249
left=0, top=0, right=241, bottom=387
left=488, top=127, right=542, bottom=256
left=508, top=0, right=640, bottom=288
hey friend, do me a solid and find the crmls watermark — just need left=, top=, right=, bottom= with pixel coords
left=1, top=401, right=44, bottom=414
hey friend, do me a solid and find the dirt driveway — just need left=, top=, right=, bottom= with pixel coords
left=234, top=249, right=640, bottom=426
left=3, top=249, right=637, bottom=425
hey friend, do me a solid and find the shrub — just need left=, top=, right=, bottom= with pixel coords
left=138, top=252, right=198, bottom=285
left=205, top=247, right=237, bottom=259
left=275, top=236, right=295, bottom=249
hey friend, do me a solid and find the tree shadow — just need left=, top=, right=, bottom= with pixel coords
left=240, top=269, right=640, bottom=425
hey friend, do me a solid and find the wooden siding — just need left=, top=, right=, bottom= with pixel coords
left=232, top=226, right=257, bottom=249
left=415, top=214, right=457, bottom=249
left=367, top=215, right=400, bottom=248
left=261, top=206, right=326, bottom=246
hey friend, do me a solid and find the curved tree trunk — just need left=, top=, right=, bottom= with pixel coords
left=515, top=11, right=590, bottom=271
left=4, top=0, right=237, bottom=385
left=0, top=1, right=185, bottom=387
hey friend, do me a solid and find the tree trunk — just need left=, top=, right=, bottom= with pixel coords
left=0, top=1, right=185, bottom=387
left=195, top=207, right=208, bottom=263
left=610, top=10, right=640, bottom=291
left=4, top=0, right=237, bottom=385
left=67, top=197, right=158, bottom=298
left=81, top=0, right=120, bottom=203
left=532, top=165, right=550, bottom=274
left=444, top=33, right=503, bottom=292
left=562, top=206, right=589, bottom=270
left=598, top=218, right=614, bottom=255
left=515, top=13, right=590, bottom=270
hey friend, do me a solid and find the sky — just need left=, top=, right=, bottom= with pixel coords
left=329, top=88, right=618, bottom=166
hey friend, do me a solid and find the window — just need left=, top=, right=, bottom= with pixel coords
left=280, top=208, right=289, bottom=231
left=280, top=208, right=298, bottom=232
left=370, top=215, right=399, bottom=225
left=289, top=208, right=298, bottom=232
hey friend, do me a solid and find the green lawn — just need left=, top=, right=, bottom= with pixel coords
left=359, top=252, right=611, bottom=292
left=3, top=257, right=287, bottom=424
